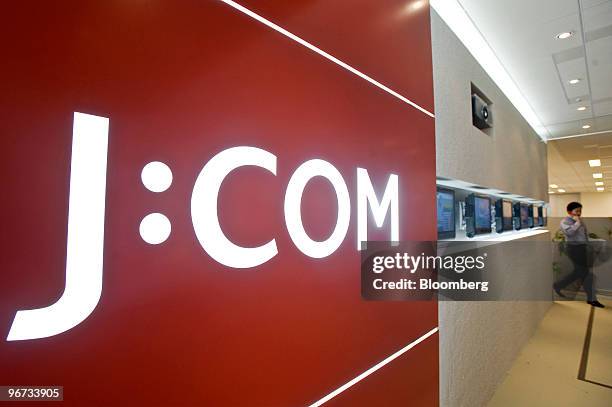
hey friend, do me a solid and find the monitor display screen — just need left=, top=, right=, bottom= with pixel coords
left=474, top=196, right=491, bottom=233
left=437, top=188, right=455, bottom=238
left=520, top=204, right=529, bottom=229
left=502, top=200, right=513, bottom=230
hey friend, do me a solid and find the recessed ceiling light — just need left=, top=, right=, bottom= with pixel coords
left=558, top=188, right=566, bottom=192
left=549, top=184, right=558, bottom=188
left=569, top=78, right=581, bottom=84
left=549, top=191, right=555, bottom=194
left=595, top=181, right=604, bottom=186
left=589, top=159, right=601, bottom=167
left=582, top=124, right=591, bottom=129
left=556, top=31, right=573, bottom=39
left=593, top=173, right=603, bottom=178
left=597, top=187, right=604, bottom=191
left=577, top=106, right=587, bottom=111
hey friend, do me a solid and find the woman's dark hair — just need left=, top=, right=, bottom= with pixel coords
left=566, top=202, right=582, bottom=212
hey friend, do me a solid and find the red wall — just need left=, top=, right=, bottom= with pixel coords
left=0, top=1, right=437, bottom=405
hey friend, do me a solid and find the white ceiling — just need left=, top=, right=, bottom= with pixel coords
left=548, top=133, right=612, bottom=192
left=457, top=0, right=612, bottom=140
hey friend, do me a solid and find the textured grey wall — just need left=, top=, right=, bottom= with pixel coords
left=437, top=231, right=552, bottom=407
left=431, top=10, right=552, bottom=407
left=431, top=11, right=548, bottom=201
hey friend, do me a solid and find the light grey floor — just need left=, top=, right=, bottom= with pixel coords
left=488, top=297, right=612, bottom=406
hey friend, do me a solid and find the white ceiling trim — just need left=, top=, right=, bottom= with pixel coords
left=547, top=129, right=612, bottom=140
left=430, top=0, right=550, bottom=141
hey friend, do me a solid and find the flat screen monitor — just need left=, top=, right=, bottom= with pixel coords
left=537, top=206, right=543, bottom=226
left=437, top=188, right=455, bottom=239
left=520, top=203, right=529, bottom=229
left=502, top=200, right=513, bottom=231
left=474, top=195, right=491, bottom=235
left=513, top=202, right=521, bottom=230
left=533, top=205, right=539, bottom=227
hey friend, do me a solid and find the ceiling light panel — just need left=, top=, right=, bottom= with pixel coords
left=589, top=159, right=601, bottom=167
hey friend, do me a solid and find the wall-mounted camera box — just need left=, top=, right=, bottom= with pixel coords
left=471, top=83, right=493, bottom=133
